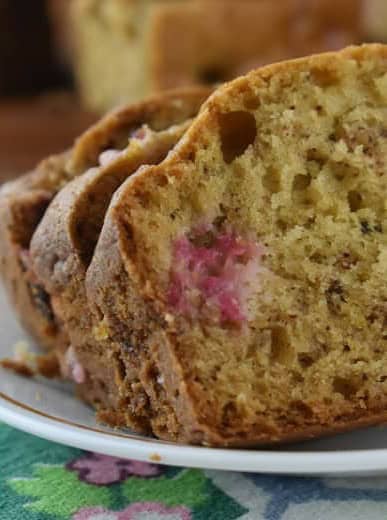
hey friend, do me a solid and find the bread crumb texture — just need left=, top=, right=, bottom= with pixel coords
left=120, top=46, right=387, bottom=444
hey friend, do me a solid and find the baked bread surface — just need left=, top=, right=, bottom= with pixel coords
left=0, top=88, right=209, bottom=353
left=29, top=88, right=210, bottom=427
left=86, top=45, right=387, bottom=446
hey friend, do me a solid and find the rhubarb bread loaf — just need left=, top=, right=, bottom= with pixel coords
left=0, top=88, right=208, bottom=354
left=85, top=44, right=387, bottom=446
left=30, top=88, right=209, bottom=411
left=71, top=0, right=361, bottom=112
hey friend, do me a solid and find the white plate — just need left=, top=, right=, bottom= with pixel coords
left=1, top=284, right=387, bottom=477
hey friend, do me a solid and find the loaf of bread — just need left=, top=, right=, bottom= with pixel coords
left=71, top=0, right=362, bottom=112
left=73, top=44, right=385, bottom=446
left=4, top=44, right=386, bottom=447
left=0, top=88, right=210, bottom=356
left=364, top=0, right=387, bottom=42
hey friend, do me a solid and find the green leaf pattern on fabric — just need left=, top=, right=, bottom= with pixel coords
left=121, top=469, right=208, bottom=508
left=10, top=465, right=111, bottom=517
left=1, top=422, right=245, bottom=520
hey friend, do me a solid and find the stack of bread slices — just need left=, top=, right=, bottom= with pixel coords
left=1, top=45, right=386, bottom=447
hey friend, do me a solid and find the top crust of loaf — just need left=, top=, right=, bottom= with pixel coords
left=0, top=86, right=210, bottom=352
left=29, top=87, right=210, bottom=429
left=31, top=87, right=211, bottom=294
left=104, top=44, right=387, bottom=275
left=69, top=86, right=211, bottom=174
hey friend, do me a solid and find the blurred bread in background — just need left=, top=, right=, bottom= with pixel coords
left=70, top=0, right=367, bottom=112
left=0, top=0, right=386, bottom=182
left=1, top=0, right=386, bottom=112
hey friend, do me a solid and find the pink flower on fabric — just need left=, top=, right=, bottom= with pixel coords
left=73, top=503, right=192, bottom=520
left=67, top=453, right=161, bottom=485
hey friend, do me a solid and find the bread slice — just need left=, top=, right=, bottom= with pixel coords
left=0, top=154, right=71, bottom=352
left=29, top=88, right=210, bottom=427
left=0, top=88, right=209, bottom=354
left=86, top=44, right=387, bottom=446
left=0, top=0, right=61, bottom=95
left=71, top=0, right=362, bottom=112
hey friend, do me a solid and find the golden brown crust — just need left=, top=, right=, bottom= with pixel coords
left=0, top=88, right=209, bottom=355
left=30, top=88, right=210, bottom=427
left=69, top=86, right=212, bottom=173
left=0, top=351, right=60, bottom=380
left=0, top=359, right=34, bottom=378
left=87, top=44, right=387, bottom=446
left=87, top=188, right=187, bottom=439
left=0, top=154, right=70, bottom=351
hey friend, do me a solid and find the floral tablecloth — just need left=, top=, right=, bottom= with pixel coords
left=2, top=422, right=387, bottom=520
